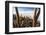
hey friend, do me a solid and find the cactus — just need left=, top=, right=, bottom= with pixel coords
left=32, top=8, right=40, bottom=27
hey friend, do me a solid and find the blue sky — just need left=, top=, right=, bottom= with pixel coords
left=18, top=7, right=34, bottom=12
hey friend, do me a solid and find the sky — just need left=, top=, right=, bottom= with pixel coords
left=18, top=7, right=34, bottom=13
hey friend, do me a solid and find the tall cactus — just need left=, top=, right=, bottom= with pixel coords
left=32, top=8, right=40, bottom=27
left=15, top=7, right=19, bottom=27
